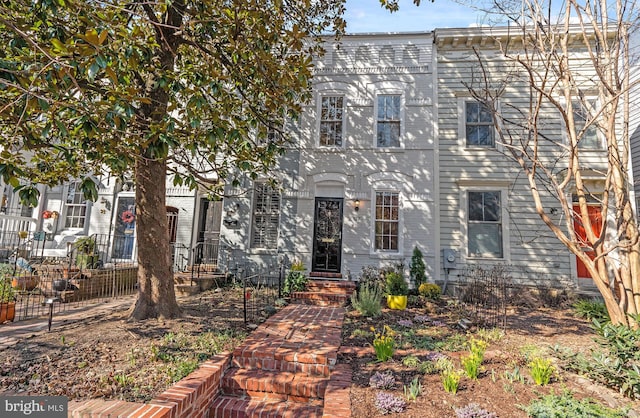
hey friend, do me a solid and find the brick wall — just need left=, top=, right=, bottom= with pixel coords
left=69, top=352, right=232, bottom=418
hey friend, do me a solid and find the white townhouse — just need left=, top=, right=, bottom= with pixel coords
left=220, top=32, right=438, bottom=281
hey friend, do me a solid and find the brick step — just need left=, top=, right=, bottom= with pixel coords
left=221, top=367, right=328, bottom=402
left=291, top=291, right=349, bottom=307
left=305, top=280, right=356, bottom=294
left=209, top=396, right=323, bottom=418
left=308, top=272, right=343, bottom=279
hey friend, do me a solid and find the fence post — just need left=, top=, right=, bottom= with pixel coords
left=241, top=268, right=247, bottom=324
left=278, top=262, right=283, bottom=299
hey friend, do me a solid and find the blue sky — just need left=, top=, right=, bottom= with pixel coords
left=344, top=0, right=492, bottom=33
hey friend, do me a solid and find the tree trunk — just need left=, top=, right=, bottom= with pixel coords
left=128, top=157, right=181, bottom=320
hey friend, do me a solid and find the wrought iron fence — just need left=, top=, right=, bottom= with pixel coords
left=455, top=264, right=510, bottom=329
left=241, top=265, right=283, bottom=325
left=2, top=264, right=137, bottom=323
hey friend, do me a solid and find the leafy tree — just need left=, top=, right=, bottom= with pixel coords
left=465, top=0, right=640, bottom=327
left=0, top=0, right=422, bottom=320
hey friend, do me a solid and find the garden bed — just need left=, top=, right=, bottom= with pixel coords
left=341, top=296, right=640, bottom=417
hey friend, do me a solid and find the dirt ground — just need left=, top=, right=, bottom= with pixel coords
left=1, top=288, right=639, bottom=417
left=0, top=288, right=249, bottom=402
left=342, top=297, right=640, bottom=417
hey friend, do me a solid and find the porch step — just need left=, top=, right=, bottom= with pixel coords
left=291, top=291, right=349, bottom=307
left=208, top=396, right=323, bottom=418
left=221, top=367, right=328, bottom=402
left=290, top=279, right=356, bottom=307
left=309, top=272, right=343, bottom=279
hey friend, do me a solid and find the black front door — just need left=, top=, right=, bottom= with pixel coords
left=312, top=198, right=343, bottom=273
left=196, top=198, right=222, bottom=264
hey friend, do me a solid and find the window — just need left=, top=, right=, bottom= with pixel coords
left=466, top=101, right=494, bottom=147
left=64, top=182, right=87, bottom=228
left=374, top=191, right=399, bottom=251
left=468, top=191, right=503, bottom=257
left=251, top=183, right=280, bottom=249
left=573, top=102, right=601, bottom=149
left=377, top=95, right=401, bottom=147
left=319, top=96, right=343, bottom=147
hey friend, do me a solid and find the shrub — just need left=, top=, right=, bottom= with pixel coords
left=373, top=325, right=395, bottom=362
left=573, top=299, right=610, bottom=323
left=558, top=319, right=640, bottom=399
left=455, top=403, right=498, bottom=418
left=374, top=392, right=406, bottom=414
left=369, top=371, right=396, bottom=389
left=522, top=390, right=628, bottom=418
left=418, top=283, right=442, bottom=300
left=385, top=272, right=408, bottom=296
left=410, top=246, right=427, bottom=287
left=350, top=283, right=382, bottom=317
left=282, top=262, right=307, bottom=297
left=358, top=265, right=385, bottom=293
left=528, top=357, right=555, bottom=385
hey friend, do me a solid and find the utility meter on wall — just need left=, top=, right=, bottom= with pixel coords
left=443, top=249, right=457, bottom=269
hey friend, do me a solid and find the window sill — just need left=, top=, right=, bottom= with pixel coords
left=369, top=251, right=404, bottom=259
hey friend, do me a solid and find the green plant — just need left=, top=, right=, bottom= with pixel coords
left=404, top=376, right=422, bottom=401
left=441, top=369, right=461, bottom=394
left=522, top=390, right=628, bottom=418
left=402, top=355, right=420, bottom=368
left=474, top=328, right=504, bottom=343
left=573, top=299, right=610, bottom=323
left=358, top=265, right=385, bottom=293
left=385, top=271, right=408, bottom=296
left=282, top=262, right=308, bottom=297
left=350, top=328, right=373, bottom=339
left=350, top=283, right=382, bottom=317
left=113, top=371, right=134, bottom=386
left=74, top=236, right=96, bottom=254
left=410, top=246, right=427, bottom=287
left=418, top=360, right=437, bottom=374
left=0, top=277, right=15, bottom=303
left=528, top=357, right=555, bottom=385
left=418, top=283, right=441, bottom=300
left=503, top=365, right=526, bottom=384
left=461, top=353, right=482, bottom=379
left=372, top=325, right=395, bottom=362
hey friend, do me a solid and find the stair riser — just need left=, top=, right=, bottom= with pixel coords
left=209, top=396, right=323, bottom=418
left=231, top=357, right=332, bottom=377
left=221, top=375, right=327, bottom=401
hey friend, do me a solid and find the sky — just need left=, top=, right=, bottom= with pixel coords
left=344, top=0, right=493, bottom=33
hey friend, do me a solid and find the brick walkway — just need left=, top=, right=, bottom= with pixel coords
left=2, top=291, right=353, bottom=417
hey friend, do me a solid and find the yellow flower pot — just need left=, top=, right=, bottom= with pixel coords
left=387, top=295, right=407, bottom=310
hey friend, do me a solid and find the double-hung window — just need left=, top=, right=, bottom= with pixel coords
left=319, top=96, right=344, bottom=147
left=251, top=183, right=280, bottom=249
left=377, top=95, right=401, bottom=147
left=64, top=181, right=87, bottom=229
left=573, top=101, right=601, bottom=149
left=468, top=191, right=503, bottom=257
left=465, top=101, right=494, bottom=147
left=374, top=191, right=399, bottom=251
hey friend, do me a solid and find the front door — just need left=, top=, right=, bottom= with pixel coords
left=197, top=198, right=222, bottom=264
left=312, top=198, right=343, bottom=273
left=573, top=204, right=603, bottom=279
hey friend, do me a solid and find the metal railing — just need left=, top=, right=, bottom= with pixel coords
left=2, top=264, right=138, bottom=323
left=241, top=264, right=283, bottom=324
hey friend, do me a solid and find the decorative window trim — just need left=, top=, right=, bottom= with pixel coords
left=316, top=93, right=346, bottom=149
left=459, top=184, right=510, bottom=261
left=374, top=92, right=405, bottom=149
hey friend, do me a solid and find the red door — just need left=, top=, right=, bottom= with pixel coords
left=573, top=204, right=603, bottom=279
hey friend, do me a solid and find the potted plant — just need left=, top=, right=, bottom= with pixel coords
left=0, top=268, right=17, bottom=323
left=385, top=271, right=408, bottom=310
left=74, top=236, right=99, bottom=269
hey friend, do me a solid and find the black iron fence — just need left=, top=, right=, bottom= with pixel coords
left=240, top=265, right=283, bottom=325
left=455, top=264, right=510, bottom=329
left=2, top=264, right=137, bottom=323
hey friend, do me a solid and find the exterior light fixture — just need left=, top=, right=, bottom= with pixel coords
left=354, top=199, right=360, bottom=212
